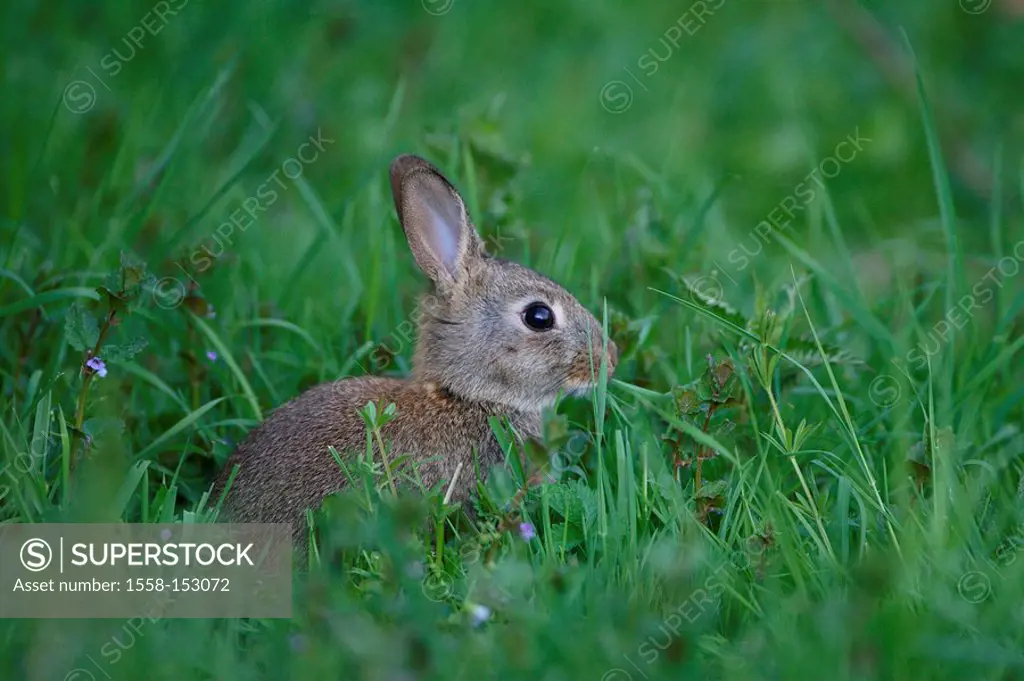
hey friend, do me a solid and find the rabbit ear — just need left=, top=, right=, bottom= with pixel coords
left=389, top=155, right=483, bottom=291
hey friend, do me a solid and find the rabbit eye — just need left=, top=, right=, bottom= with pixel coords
left=522, top=302, right=555, bottom=331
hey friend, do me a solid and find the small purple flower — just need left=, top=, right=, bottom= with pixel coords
left=289, top=633, right=308, bottom=652
left=85, top=357, right=107, bottom=378
left=206, top=350, right=218, bottom=362
left=518, top=522, right=536, bottom=541
left=469, top=604, right=491, bottom=628
left=160, top=528, right=172, bottom=542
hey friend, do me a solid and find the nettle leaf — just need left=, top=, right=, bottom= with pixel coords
left=545, top=480, right=597, bottom=530
left=543, top=482, right=579, bottom=523
left=96, top=286, right=126, bottom=314
left=695, top=378, right=714, bottom=402
left=709, top=358, right=740, bottom=403
left=65, top=302, right=99, bottom=351
left=672, top=357, right=741, bottom=416
left=98, top=270, right=129, bottom=314
left=675, top=273, right=748, bottom=331
left=98, top=252, right=153, bottom=312
left=101, top=269, right=122, bottom=296
left=542, top=412, right=572, bottom=447
left=548, top=522, right=586, bottom=553
left=119, top=251, right=147, bottom=291
left=521, top=436, right=551, bottom=472
left=783, top=336, right=863, bottom=368
left=711, top=358, right=732, bottom=388
left=672, top=386, right=702, bottom=416
left=696, top=479, right=729, bottom=500
left=101, top=337, right=148, bottom=362
left=570, top=479, right=599, bottom=526
left=780, top=274, right=812, bottom=316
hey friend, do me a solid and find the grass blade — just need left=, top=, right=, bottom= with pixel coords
left=189, top=313, right=262, bottom=420
left=134, top=397, right=227, bottom=461
left=0, top=288, right=101, bottom=318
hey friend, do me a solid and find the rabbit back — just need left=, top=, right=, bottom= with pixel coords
left=213, top=376, right=538, bottom=544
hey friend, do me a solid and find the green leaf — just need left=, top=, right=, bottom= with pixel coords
left=521, top=436, right=551, bottom=471
left=782, top=336, right=863, bottom=369
left=547, top=522, right=586, bottom=553
left=695, top=379, right=714, bottom=403
left=545, top=483, right=585, bottom=526
left=542, top=411, right=572, bottom=445
left=672, top=387, right=702, bottom=415
left=119, top=251, right=147, bottom=291
left=96, top=286, right=125, bottom=314
left=570, top=479, right=599, bottom=529
left=651, top=284, right=760, bottom=345
left=545, top=480, right=598, bottom=531
left=673, top=272, right=748, bottom=331
left=64, top=301, right=99, bottom=351
left=99, top=252, right=154, bottom=313
left=102, top=270, right=124, bottom=300
left=30, top=392, right=53, bottom=470
left=101, top=337, right=148, bottom=362
left=360, top=400, right=378, bottom=426
left=113, top=461, right=151, bottom=518
left=696, top=479, right=729, bottom=500
left=709, top=358, right=740, bottom=402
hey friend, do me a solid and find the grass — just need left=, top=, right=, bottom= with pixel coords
left=3, top=1, right=1024, bottom=679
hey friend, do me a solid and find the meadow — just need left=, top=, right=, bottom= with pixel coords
left=2, top=0, right=1024, bottom=678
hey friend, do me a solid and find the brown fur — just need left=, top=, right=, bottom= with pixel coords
left=212, top=155, right=617, bottom=550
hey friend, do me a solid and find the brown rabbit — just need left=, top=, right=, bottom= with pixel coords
left=212, top=155, right=617, bottom=550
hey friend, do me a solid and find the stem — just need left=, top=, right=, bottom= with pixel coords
left=372, top=424, right=398, bottom=497
left=187, top=319, right=200, bottom=410
left=763, top=373, right=787, bottom=446
left=495, top=462, right=545, bottom=535
left=694, top=403, right=718, bottom=497
left=71, top=309, right=117, bottom=466
left=695, top=402, right=721, bottom=523
left=763, top=376, right=836, bottom=561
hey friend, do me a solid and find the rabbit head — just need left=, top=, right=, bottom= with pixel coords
left=389, top=154, right=617, bottom=414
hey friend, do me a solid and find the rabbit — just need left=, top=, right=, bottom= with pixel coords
left=211, top=154, right=618, bottom=553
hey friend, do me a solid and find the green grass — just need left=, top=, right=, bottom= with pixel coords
left=3, top=1, right=1024, bottom=678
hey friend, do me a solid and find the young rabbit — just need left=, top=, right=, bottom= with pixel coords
left=213, top=154, right=617, bottom=548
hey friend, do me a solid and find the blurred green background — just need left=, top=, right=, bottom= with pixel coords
left=2, top=0, right=1024, bottom=679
